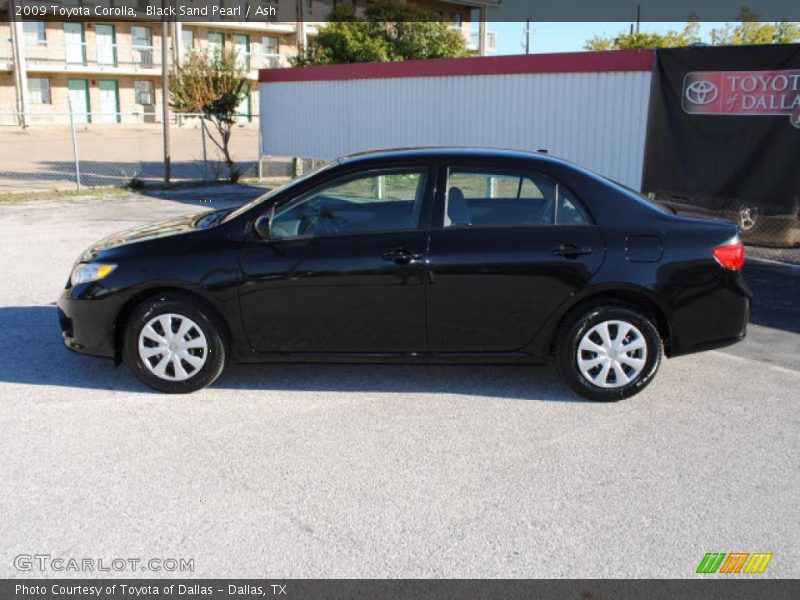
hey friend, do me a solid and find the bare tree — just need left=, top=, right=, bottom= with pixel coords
left=170, top=48, right=248, bottom=182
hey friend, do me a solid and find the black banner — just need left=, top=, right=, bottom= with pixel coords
left=2, top=580, right=798, bottom=600
left=642, top=45, right=800, bottom=246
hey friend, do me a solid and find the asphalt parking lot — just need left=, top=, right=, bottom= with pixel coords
left=0, top=189, right=798, bottom=578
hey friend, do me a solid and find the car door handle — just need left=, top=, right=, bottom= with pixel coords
left=552, top=243, right=593, bottom=258
left=382, top=248, right=424, bottom=264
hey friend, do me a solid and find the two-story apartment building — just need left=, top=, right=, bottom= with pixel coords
left=1, top=0, right=498, bottom=126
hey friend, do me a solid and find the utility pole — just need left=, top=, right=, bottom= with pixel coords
left=161, top=14, right=171, bottom=185
left=478, top=4, right=487, bottom=56
left=9, top=0, right=29, bottom=128
left=635, top=4, right=641, bottom=34
left=524, top=19, right=531, bottom=55
left=173, top=21, right=183, bottom=67
left=297, top=0, right=307, bottom=59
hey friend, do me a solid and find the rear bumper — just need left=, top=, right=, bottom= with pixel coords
left=667, top=272, right=752, bottom=357
left=57, top=286, right=123, bottom=359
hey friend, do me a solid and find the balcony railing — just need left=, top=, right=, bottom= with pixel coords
left=24, top=41, right=163, bottom=71
left=230, top=50, right=289, bottom=72
left=200, top=22, right=297, bottom=33
left=260, top=54, right=286, bottom=69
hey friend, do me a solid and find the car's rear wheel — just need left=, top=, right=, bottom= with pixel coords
left=556, top=305, right=662, bottom=401
left=124, top=293, right=227, bottom=393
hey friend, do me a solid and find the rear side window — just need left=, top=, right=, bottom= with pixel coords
left=444, top=169, right=590, bottom=228
left=556, top=188, right=591, bottom=225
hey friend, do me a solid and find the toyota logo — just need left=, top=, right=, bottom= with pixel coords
left=685, top=80, right=719, bottom=105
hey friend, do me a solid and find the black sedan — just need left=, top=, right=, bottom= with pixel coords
left=58, top=148, right=751, bottom=401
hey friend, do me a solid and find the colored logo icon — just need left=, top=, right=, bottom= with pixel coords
left=696, top=552, right=773, bottom=574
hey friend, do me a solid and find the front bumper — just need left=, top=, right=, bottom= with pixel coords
left=57, top=286, right=125, bottom=359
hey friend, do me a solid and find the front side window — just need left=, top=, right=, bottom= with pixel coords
left=271, top=169, right=427, bottom=239
left=443, top=169, right=590, bottom=228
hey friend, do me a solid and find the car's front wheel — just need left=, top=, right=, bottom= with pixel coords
left=556, top=305, right=662, bottom=401
left=124, top=293, right=227, bottom=393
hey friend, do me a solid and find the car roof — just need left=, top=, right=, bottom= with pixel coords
left=337, top=146, right=579, bottom=170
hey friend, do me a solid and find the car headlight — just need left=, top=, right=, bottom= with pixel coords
left=70, top=263, right=117, bottom=286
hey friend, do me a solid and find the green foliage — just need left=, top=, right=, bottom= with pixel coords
left=710, top=9, right=800, bottom=45
left=584, top=9, right=799, bottom=50
left=584, top=21, right=701, bottom=51
left=170, top=47, right=248, bottom=182
left=295, top=0, right=469, bottom=66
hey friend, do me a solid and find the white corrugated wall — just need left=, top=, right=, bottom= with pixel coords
left=261, top=70, right=652, bottom=189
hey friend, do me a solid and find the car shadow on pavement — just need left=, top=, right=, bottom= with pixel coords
left=743, top=262, right=800, bottom=334
left=0, top=305, right=584, bottom=403
left=0, top=305, right=141, bottom=392
left=217, top=362, right=583, bottom=403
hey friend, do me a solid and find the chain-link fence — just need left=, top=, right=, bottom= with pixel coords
left=745, top=245, right=800, bottom=265
left=0, top=111, right=297, bottom=192
left=656, top=195, right=800, bottom=250
left=717, top=203, right=797, bottom=250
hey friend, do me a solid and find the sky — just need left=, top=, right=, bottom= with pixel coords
left=492, top=21, right=728, bottom=55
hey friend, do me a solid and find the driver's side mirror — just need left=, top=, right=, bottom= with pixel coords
left=254, top=214, right=271, bottom=240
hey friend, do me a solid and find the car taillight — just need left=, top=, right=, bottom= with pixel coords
left=713, top=240, right=745, bottom=271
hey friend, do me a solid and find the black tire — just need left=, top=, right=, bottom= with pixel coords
left=123, top=292, right=227, bottom=393
left=555, top=304, right=662, bottom=402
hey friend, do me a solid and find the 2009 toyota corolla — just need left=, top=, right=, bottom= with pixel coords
left=58, top=148, right=751, bottom=400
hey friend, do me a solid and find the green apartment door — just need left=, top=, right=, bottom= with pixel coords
left=233, top=34, right=249, bottom=70
left=236, top=83, right=251, bottom=123
left=95, top=24, right=117, bottom=66
left=67, top=79, right=90, bottom=124
left=64, top=22, right=86, bottom=65
left=98, top=80, right=120, bottom=123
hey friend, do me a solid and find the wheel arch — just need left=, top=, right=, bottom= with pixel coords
left=544, top=285, right=673, bottom=358
left=112, top=285, right=232, bottom=365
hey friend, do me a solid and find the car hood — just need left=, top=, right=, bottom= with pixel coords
left=81, top=211, right=215, bottom=261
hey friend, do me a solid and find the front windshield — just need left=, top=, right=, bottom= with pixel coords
left=222, top=160, right=336, bottom=223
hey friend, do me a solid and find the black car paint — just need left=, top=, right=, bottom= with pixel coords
left=58, top=148, right=751, bottom=366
